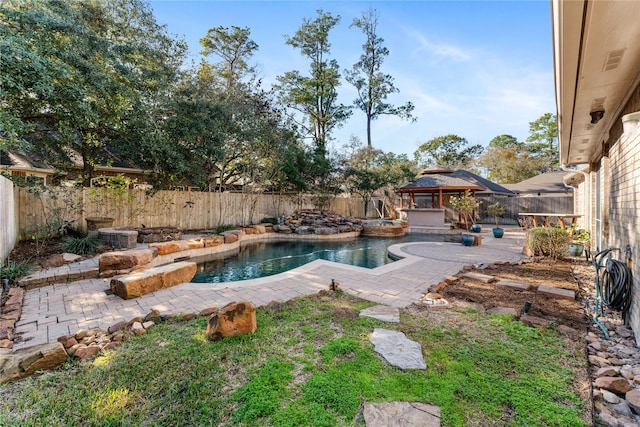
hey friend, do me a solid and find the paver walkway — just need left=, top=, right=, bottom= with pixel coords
left=14, top=232, right=526, bottom=349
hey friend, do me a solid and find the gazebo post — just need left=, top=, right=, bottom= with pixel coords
left=471, top=189, right=477, bottom=223
left=438, top=188, right=443, bottom=208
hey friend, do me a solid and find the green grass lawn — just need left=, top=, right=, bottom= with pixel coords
left=0, top=292, right=587, bottom=426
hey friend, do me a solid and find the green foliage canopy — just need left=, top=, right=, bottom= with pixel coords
left=0, top=0, right=186, bottom=185
left=414, top=134, right=483, bottom=170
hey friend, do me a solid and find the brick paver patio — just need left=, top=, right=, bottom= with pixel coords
left=13, top=231, right=526, bottom=349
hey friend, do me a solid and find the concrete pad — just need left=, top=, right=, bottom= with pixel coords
left=363, top=402, right=441, bottom=427
left=462, top=272, right=496, bottom=283
left=496, top=279, right=532, bottom=291
left=360, top=305, right=400, bottom=323
left=537, top=285, right=575, bottom=300
left=370, top=328, right=426, bottom=370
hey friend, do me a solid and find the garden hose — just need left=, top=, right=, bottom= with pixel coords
left=592, top=248, right=633, bottom=338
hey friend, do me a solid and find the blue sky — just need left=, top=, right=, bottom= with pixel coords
left=149, top=1, right=555, bottom=157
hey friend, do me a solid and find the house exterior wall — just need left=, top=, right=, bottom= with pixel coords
left=0, top=175, right=18, bottom=263
left=608, top=114, right=640, bottom=339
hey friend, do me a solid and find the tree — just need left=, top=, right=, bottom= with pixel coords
left=276, top=9, right=351, bottom=183
left=133, top=66, right=301, bottom=194
left=478, top=143, right=547, bottom=184
left=414, top=134, right=483, bottom=170
left=488, top=134, right=521, bottom=149
left=0, top=0, right=185, bottom=185
left=346, top=8, right=415, bottom=148
left=340, top=137, right=416, bottom=217
left=526, top=112, right=559, bottom=171
left=199, top=26, right=259, bottom=98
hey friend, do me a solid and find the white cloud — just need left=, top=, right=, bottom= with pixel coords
left=405, top=29, right=472, bottom=62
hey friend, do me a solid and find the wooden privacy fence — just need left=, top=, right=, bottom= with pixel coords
left=477, top=194, right=574, bottom=225
left=14, top=187, right=367, bottom=239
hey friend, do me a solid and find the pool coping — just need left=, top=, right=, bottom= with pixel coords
left=179, top=240, right=462, bottom=290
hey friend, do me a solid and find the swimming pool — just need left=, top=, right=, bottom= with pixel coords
left=191, top=234, right=458, bottom=283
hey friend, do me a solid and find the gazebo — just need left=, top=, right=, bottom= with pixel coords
left=397, top=166, right=486, bottom=226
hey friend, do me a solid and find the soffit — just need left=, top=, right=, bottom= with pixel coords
left=554, top=0, right=640, bottom=165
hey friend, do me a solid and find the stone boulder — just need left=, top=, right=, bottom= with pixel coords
left=221, top=231, right=240, bottom=243
left=315, top=227, right=338, bottom=235
left=186, top=239, right=204, bottom=249
left=149, top=240, right=191, bottom=255
left=273, top=225, right=292, bottom=233
left=109, top=261, right=197, bottom=299
left=295, top=226, right=313, bottom=235
left=595, top=376, right=634, bottom=394
left=99, top=248, right=158, bottom=272
left=363, top=402, right=441, bottom=427
left=1, top=342, right=68, bottom=384
left=206, top=301, right=257, bottom=341
left=203, top=236, right=225, bottom=248
left=136, top=226, right=182, bottom=243
left=41, top=254, right=66, bottom=268
left=625, top=389, right=640, bottom=414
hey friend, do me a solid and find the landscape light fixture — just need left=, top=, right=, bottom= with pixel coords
left=590, top=109, right=605, bottom=124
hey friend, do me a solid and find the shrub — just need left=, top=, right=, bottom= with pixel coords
left=260, top=217, right=278, bottom=225
left=214, top=224, right=237, bottom=234
left=526, top=227, right=571, bottom=260
left=450, top=190, right=479, bottom=229
left=1, top=259, right=31, bottom=284
left=62, top=236, right=102, bottom=255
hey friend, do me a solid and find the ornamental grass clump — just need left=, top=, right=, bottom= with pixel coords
left=62, top=235, right=102, bottom=255
left=0, top=258, right=31, bottom=284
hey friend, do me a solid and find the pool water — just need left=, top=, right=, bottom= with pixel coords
left=192, top=234, right=457, bottom=283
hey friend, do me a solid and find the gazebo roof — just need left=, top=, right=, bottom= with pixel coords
left=398, top=173, right=486, bottom=192
left=449, top=170, right=514, bottom=195
left=418, top=165, right=455, bottom=175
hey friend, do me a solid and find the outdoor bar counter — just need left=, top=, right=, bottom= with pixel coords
left=400, top=208, right=445, bottom=227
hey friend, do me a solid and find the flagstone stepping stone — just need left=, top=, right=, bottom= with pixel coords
left=537, top=285, right=575, bottom=300
left=462, top=272, right=496, bottom=283
left=370, top=328, right=426, bottom=370
left=360, top=305, right=400, bottom=323
left=496, top=279, right=532, bottom=291
left=363, top=402, right=441, bottom=427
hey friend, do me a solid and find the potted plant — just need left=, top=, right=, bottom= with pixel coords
left=568, top=229, right=590, bottom=257
left=487, top=202, right=505, bottom=238
left=450, top=191, right=479, bottom=245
